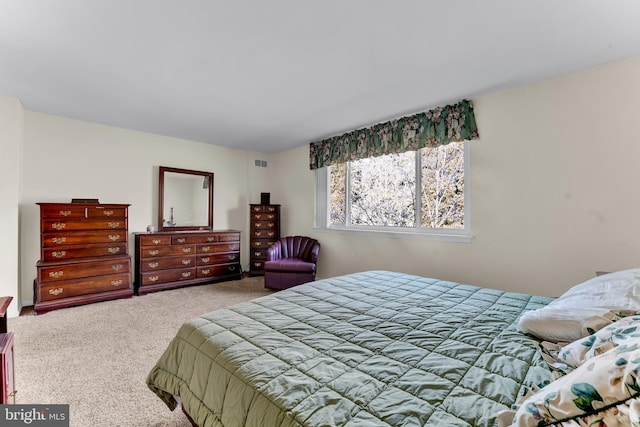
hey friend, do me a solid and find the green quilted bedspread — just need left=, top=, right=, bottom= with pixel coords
left=147, top=271, right=553, bottom=426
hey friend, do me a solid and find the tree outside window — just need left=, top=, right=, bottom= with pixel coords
left=329, top=141, right=465, bottom=230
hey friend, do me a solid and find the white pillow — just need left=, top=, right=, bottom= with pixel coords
left=518, top=268, right=640, bottom=342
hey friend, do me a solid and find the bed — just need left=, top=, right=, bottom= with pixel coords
left=147, top=269, right=640, bottom=426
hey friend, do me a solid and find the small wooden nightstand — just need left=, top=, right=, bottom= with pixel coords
left=0, top=297, right=15, bottom=404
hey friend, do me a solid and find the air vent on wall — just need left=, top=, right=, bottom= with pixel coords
left=254, top=159, right=268, bottom=167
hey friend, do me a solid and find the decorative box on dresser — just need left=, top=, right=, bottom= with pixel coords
left=34, top=203, right=133, bottom=314
left=134, top=230, right=242, bottom=295
left=248, top=204, right=280, bottom=276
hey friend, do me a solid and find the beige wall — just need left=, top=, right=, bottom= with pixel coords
left=19, top=113, right=272, bottom=309
left=0, top=97, right=22, bottom=316
left=6, top=55, right=640, bottom=312
left=275, top=56, right=640, bottom=297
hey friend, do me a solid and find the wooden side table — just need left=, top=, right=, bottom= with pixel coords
left=0, top=296, right=15, bottom=404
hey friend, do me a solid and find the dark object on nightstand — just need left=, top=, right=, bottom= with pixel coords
left=264, top=236, right=320, bottom=290
left=0, top=296, right=15, bottom=404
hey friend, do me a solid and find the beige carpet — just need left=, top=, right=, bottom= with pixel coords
left=8, top=276, right=273, bottom=427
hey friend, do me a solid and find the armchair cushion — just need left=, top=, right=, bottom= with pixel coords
left=264, top=258, right=316, bottom=273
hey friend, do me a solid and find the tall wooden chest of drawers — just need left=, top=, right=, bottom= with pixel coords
left=134, top=230, right=242, bottom=295
left=248, top=204, right=280, bottom=276
left=34, top=202, right=133, bottom=314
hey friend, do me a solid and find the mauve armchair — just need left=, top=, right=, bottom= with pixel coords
left=264, top=236, right=320, bottom=290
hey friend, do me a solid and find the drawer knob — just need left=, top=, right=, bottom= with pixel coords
left=112, top=264, right=123, bottom=271
left=201, top=269, right=210, bottom=275
left=182, top=248, right=191, bottom=253
left=182, top=259, right=191, bottom=265
left=51, top=223, right=66, bottom=230
left=103, top=210, right=114, bottom=216
left=202, top=246, right=210, bottom=252
left=207, top=237, right=215, bottom=242
left=201, top=257, right=210, bottom=263
left=176, top=238, right=186, bottom=244
left=108, top=234, right=120, bottom=241
left=48, top=271, right=64, bottom=279
left=181, top=272, right=192, bottom=278
left=149, top=276, right=159, bottom=282
left=148, top=262, right=159, bottom=268
left=149, top=250, right=159, bottom=256
left=111, top=279, right=123, bottom=286
left=107, top=247, right=121, bottom=254
left=51, top=237, right=67, bottom=244
left=52, top=251, right=67, bottom=258
left=152, top=239, right=162, bottom=245
left=58, top=210, right=72, bottom=216
left=49, top=288, right=64, bottom=296
left=107, top=222, right=120, bottom=228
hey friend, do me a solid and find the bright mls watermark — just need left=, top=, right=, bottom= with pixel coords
left=0, top=405, right=69, bottom=426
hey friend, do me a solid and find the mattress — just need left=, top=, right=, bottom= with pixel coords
left=147, top=270, right=553, bottom=426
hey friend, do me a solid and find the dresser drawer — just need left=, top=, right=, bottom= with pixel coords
left=42, top=218, right=127, bottom=232
left=250, top=248, right=267, bottom=260
left=197, top=263, right=241, bottom=278
left=252, top=229, right=277, bottom=239
left=42, top=243, right=127, bottom=262
left=250, top=205, right=279, bottom=214
left=172, top=235, right=218, bottom=244
left=251, top=212, right=278, bottom=221
left=197, top=253, right=240, bottom=265
left=139, top=256, right=196, bottom=272
left=137, top=235, right=172, bottom=246
left=250, top=239, right=276, bottom=250
left=251, top=260, right=265, bottom=271
left=38, top=273, right=132, bottom=302
left=38, top=258, right=130, bottom=283
left=251, top=220, right=278, bottom=230
left=40, top=205, right=86, bottom=219
left=140, top=245, right=196, bottom=257
left=140, top=268, right=197, bottom=286
left=86, top=206, right=127, bottom=218
left=198, top=243, right=240, bottom=254
left=219, top=232, right=240, bottom=242
left=42, top=230, right=127, bottom=247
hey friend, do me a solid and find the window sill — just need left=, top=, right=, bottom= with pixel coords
left=312, top=225, right=473, bottom=243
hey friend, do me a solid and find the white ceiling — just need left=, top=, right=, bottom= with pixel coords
left=1, top=1, right=640, bottom=153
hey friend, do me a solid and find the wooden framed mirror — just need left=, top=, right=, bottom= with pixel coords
left=158, top=166, right=214, bottom=231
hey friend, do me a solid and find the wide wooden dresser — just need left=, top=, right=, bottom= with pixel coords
left=248, top=204, right=280, bottom=276
left=34, top=202, right=133, bottom=314
left=134, top=230, right=242, bottom=295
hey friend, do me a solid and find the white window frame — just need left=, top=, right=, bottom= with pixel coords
left=314, top=142, right=473, bottom=243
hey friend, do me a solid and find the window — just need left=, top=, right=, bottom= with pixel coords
left=315, top=141, right=471, bottom=242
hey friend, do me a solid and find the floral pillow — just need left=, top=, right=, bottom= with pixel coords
left=501, top=338, right=640, bottom=426
left=556, top=315, right=640, bottom=368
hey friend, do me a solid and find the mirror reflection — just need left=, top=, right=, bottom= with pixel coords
left=158, top=166, right=214, bottom=231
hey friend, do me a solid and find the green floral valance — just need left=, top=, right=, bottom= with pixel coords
left=309, top=99, right=479, bottom=170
